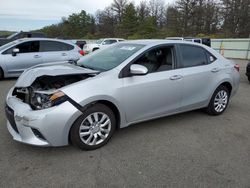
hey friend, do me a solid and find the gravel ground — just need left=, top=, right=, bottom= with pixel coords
left=0, top=60, right=249, bottom=188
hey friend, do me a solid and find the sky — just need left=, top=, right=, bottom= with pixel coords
left=0, top=0, right=173, bottom=31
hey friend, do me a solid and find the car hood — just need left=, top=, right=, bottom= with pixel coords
left=15, top=62, right=98, bottom=87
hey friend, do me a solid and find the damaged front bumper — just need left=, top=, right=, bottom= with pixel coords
left=5, top=89, right=81, bottom=147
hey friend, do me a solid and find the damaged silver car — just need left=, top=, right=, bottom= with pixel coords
left=5, top=40, right=240, bottom=150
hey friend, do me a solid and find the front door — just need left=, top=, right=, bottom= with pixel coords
left=3, top=41, right=42, bottom=76
left=120, top=45, right=183, bottom=123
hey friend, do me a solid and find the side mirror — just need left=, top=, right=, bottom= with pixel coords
left=130, top=64, right=148, bottom=76
left=12, top=48, right=19, bottom=56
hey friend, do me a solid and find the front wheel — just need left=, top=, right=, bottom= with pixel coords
left=70, top=103, right=116, bottom=150
left=206, top=85, right=230, bottom=115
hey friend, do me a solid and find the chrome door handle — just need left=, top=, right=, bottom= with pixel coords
left=170, top=75, right=183, bottom=80
left=211, top=68, right=220, bottom=73
left=62, top=53, right=67, bottom=56
left=34, top=55, right=41, bottom=58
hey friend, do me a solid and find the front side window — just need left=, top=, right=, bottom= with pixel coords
left=78, top=43, right=145, bottom=71
left=133, top=46, right=175, bottom=73
left=3, top=41, right=40, bottom=54
left=179, top=45, right=208, bottom=68
left=40, top=41, right=73, bottom=52
left=103, top=40, right=117, bottom=45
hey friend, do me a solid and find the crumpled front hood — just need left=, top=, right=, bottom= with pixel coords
left=15, top=62, right=98, bottom=87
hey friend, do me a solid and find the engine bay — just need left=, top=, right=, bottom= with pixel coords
left=31, top=74, right=90, bottom=92
left=13, top=73, right=94, bottom=109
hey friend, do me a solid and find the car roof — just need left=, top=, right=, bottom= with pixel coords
left=100, top=38, right=125, bottom=40
left=122, top=39, right=205, bottom=47
left=13, top=38, right=76, bottom=45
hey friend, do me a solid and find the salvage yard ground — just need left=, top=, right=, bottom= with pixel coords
left=0, top=60, right=249, bottom=187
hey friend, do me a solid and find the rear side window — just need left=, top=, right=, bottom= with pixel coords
left=40, top=41, right=74, bottom=52
left=179, top=45, right=208, bottom=68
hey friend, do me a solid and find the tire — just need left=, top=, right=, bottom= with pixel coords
left=206, top=85, right=230, bottom=115
left=0, top=67, right=4, bottom=80
left=70, top=103, right=116, bottom=150
left=248, top=76, right=250, bottom=83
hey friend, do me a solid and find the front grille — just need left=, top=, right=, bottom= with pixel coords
left=5, top=105, right=19, bottom=133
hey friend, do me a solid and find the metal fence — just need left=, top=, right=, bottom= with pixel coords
left=211, top=38, right=250, bottom=60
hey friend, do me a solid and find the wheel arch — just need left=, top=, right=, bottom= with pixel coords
left=92, top=47, right=99, bottom=51
left=0, top=66, right=4, bottom=79
left=219, top=81, right=232, bottom=96
left=67, top=99, right=122, bottom=144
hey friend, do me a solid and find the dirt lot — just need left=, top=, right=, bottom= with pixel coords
left=0, top=60, right=249, bottom=188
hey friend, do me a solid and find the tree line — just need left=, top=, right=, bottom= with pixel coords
left=40, top=0, right=250, bottom=39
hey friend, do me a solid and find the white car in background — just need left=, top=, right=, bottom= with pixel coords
left=0, top=38, right=84, bottom=79
left=83, top=38, right=125, bottom=54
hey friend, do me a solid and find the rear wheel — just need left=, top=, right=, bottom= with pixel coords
left=248, top=76, right=250, bottom=83
left=206, top=85, right=230, bottom=115
left=0, top=67, right=4, bottom=80
left=70, top=103, right=116, bottom=150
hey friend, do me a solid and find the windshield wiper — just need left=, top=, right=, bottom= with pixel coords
left=79, top=64, right=97, bottom=71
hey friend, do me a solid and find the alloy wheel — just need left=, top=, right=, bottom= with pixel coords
left=214, top=90, right=228, bottom=113
left=79, top=112, right=111, bottom=146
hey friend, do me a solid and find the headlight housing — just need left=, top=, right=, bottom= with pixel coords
left=30, top=91, right=67, bottom=110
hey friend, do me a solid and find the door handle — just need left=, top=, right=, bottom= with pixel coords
left=211, top=68, right=220, bottom=73
left=62, top=53, right=67, bottom=56
left=34, top=55, right=41, bottom=58
left=170, top=75, right=183, bottom=80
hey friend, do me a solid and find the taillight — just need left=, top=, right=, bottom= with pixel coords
left=234, top=64, right=240, bottom=72
left=79, top=50, right=85, bottom=56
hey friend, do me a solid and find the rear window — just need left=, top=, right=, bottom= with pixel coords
left=40, top=41, right=74, bottom=52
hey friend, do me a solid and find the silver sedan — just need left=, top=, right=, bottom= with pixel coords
left=5, top=40, right=240, bottom=150
left=0, top=38, right=83, bottom=79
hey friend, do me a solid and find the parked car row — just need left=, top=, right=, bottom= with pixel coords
left=165, top=37, right=211, bottom=47
left=5, top=39, right=240, bottom=150
left=83, top=38, right=125, bottom=53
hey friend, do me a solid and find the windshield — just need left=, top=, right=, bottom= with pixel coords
left=95, top=39, right=104, bottom=44
left=0, top=40, right=18, bottom=51
left=78, top=43, right=145, bottom=71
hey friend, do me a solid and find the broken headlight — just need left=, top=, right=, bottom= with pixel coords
left=30, top=91, right=67, bottom=110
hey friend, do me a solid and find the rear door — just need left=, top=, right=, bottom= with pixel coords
left=40, top=41, right=76, bottom=63
left=2, top=40, right=42, bottom=76
left=176, top=44, right=217, bottom=111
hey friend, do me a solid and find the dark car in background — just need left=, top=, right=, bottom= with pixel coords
left=0, top=31, right=46, bottom=46
left=246, top=62, right=250, bottom=82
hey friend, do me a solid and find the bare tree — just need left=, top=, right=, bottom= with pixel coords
left=137, top=1, right=150, bottom=21
left=111, top=0, right=128, bottom=23
left=221, top=0, right=250, bottom=37
left=148, top=0, right=166, bottom=27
